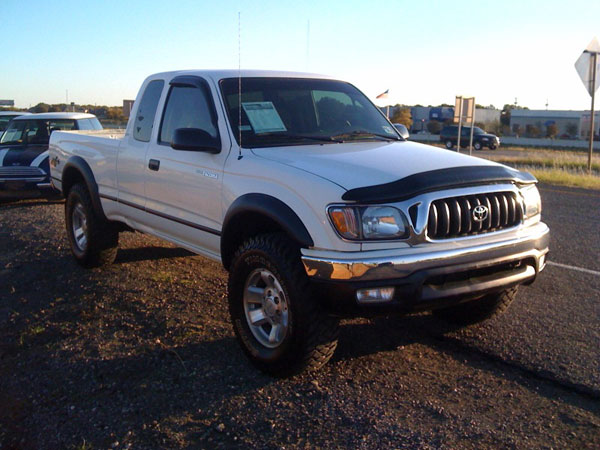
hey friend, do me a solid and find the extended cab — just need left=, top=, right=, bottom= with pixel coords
left=49, top=70, right=549, bottom=376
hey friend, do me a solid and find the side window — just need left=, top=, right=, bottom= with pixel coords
left=25, top=121, right=44, bottom=143
left=134, top=80, right=164, bottom=142
left=77, top=119, right=92, bottom=130
left=159, top=85, right=218, bottom=145
left=90, top=118, right=103, bottom=130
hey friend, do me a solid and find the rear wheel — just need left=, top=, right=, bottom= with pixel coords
left=65, top=183, right=118, bottom=267
left=228, top=233, right=339, bottom=377
left=445, top=140, right=453, bottom=149
left=432, top=287, right=518, bottom=326
left=474, top=142, right=482, bottom=151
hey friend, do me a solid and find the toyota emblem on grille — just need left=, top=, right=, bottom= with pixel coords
left=472, top=205, right=489, bottom=222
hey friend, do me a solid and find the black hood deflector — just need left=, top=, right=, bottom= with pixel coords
left=341, top=165, right=536, bottom=203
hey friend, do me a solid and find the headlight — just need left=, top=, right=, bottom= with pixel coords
left=328, top=205, right=408, bottom=240
left=521, top=185, right=541, bottom=219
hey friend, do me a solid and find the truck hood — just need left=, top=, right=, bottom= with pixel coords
left=251, top=140, right=501, bottom=191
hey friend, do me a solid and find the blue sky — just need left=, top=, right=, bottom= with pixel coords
left=3, top=0, right=600, bottom=111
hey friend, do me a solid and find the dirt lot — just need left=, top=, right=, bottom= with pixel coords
left=1, top=188, right=599, bottom=449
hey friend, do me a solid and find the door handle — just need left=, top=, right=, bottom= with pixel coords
left=148, top=159, right=160, bottom=171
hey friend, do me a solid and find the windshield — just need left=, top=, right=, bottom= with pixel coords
left=474, top=127, right=485, bottom=135
left=0, top=119, right=77, bottom=145
left=0, top=115, right=22, bottom=132
left=220, top=78, right=400, bottom=148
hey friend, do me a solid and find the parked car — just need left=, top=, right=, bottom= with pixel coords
left=50, top=70, right=548, bottom=376
left=0, top=111, right=31, bottom=132
left=440, top=125, right=500, bottom=150
left=0, top=112, right=102, bottom=198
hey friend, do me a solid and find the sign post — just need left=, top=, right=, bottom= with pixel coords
left=453, top=96, right=475, bottom=154
left=454, top=96, right=463, bottom=153
left=575, top=37, right=600, bottom=174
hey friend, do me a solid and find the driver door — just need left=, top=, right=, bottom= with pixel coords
left=143, top=76, right=229, bottom=256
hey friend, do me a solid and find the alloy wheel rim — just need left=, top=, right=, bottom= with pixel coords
left=72, top=203, right=88, bottom=251
left=243, top=268, right=289, bottom=348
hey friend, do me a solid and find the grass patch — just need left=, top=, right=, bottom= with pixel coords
left=484, top=150, right=600, bottom=173
left=527, top=168, right=600, bottom=190
left=470, top=147, right=600, bottom=189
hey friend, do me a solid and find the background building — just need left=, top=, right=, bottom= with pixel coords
left=122, top=99, right=135, bottom=118
left=509, top=110, right=584, bottom=138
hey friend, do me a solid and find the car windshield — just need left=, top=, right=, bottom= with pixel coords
left=0, top=115, right=21, bottom=132
left=0, top=119, right=77, bottom=145
left=473, top=127, right=485, bottom=135
left=220, top=77, right=400, bottom=148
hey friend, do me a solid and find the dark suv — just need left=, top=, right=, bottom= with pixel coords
left=440, top=125, right=500, bottom=150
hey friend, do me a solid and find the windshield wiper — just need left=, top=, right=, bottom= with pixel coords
left=331, top=130, right=401, bottom=141
left=260, top=133, right=343, bottom=143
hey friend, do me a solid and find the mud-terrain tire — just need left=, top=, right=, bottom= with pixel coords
left=65, top=183, right=118, bottom=268
left=228, top=233, right=339, bottom=377
left=433, top=287, right=518, bottom=326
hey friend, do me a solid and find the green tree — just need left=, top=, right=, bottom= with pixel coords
left=427, top=121, right=442, bottom=134
left=390, top=107, right=412, bottom=128
left=32, top=103, right=49, bottom=113
left=486, top=120, right=503, bottom=136
left=566, top=122, right=578, bottom=137
left=106, top=106, right=125, bottom=123
left=525, top=124, right=540, bottom=137
left=546, top=123, right=558, bottom=138
left=500, top=104, right=529, bottom=126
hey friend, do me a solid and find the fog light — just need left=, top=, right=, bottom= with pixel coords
left=356, top=287, right=395, bottom=304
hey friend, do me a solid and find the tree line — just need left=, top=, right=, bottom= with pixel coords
left=0, top=103, right=127, bottom=124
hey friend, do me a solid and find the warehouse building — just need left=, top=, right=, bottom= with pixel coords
left=509, top=110, right=584, bottom=138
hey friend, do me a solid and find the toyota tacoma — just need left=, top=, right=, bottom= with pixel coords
left=49, top=70, right=549, bottom=376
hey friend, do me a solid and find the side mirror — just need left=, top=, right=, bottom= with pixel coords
left=171, top=128, right=221, bottom=153
left=393, top=123, right=409, bottom=140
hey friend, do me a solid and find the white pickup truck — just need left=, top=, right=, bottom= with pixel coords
left=49, top=70, right=549, bottom=376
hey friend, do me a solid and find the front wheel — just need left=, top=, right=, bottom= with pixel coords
left=432, top=287, right=518, bottom=326
left=65, top=183, right=119, bottom=267
left=228, top=234, right=339, bottom=377
left=474, top=142, right=482, bottom=151
left=445, top=140, right=453, bottom=149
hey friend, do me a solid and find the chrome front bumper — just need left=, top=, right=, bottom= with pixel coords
left=302, top=222, right=549, bottom=283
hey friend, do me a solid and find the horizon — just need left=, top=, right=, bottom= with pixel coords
left=3, top=0, right=599, bottom=111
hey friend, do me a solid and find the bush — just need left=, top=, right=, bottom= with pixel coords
left=546, top=123, right=558, bottom=138
left=525, top=124, right=541, bottom=138
left=427, top=121, right=442, bottom=134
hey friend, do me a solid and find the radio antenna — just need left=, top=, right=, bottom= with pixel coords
left=237, top=11, right=243, bottom=160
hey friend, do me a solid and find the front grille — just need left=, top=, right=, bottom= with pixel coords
left=0, top=166, right=46, bottom=178
left=427, top=191, right=522, bottom=239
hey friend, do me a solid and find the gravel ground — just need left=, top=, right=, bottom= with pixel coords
left=1, top=194, right=599, bottom=449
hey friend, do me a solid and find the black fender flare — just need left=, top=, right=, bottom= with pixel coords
left=221, top=193, right=314, bottom=269
left=62, top=156, right=107, bottom=221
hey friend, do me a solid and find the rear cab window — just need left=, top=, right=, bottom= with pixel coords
left=133, top=80, right=165, bottom=142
